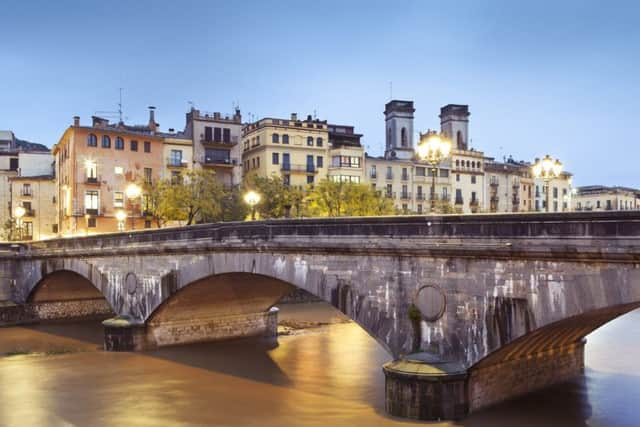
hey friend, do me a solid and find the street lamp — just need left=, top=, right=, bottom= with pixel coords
left=416, top=131, right=452, bottom=213
left=115, top=210, right=127, bottom=231
left=531, top=154, right=563, bottom=213
left=244, top=190, right=261, bottom=220
left=14, top=206, right=25, bottom=241
left=125, top=183, right=142, bottom=230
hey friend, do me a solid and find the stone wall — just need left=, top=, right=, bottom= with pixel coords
left=467, top=340, right=585, bottom=411
left=32, top=298, right=113, bottom=321
left=147, top=307, right=279, bottom=348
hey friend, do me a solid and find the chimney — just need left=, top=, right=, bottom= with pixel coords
left=306, top=114, right=312, bottom=121
left=73, top=116, right=80, bottom=127
left=213, top=112, right=221, bottom=120
left=148, top=106, right=157, bottom=132
left=234, top=108, right=242, bottom=122
left=291, top=113, right=298, bottom=121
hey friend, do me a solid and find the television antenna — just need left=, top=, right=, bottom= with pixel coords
left=95, top=88, right=124, bottom=123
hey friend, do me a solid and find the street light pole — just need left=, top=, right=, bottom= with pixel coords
left=416, top=131, right=452, bottom=213
left=244, top=191, right=261, bottom=220
left=532, top=154, right=563, bottom=213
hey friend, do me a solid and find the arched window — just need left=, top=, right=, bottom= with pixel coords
left=456, top=160, right=460, bottom=167
left=272, top=133, right=279, bottom=143
left=115, top=137, right=124, bottom=150
left=102, top=135, right=111, bottom=148
left=87, top=134, right=97, bottom=147
left=466, top=160, right=470, bottom=167
left=387, top=127, right=392, bottom=144
left=282, top=134, right=289, bottom=144
left=457, top=131, right=463, bottom=148
left=401, top=127, right=407, bottom=147
left=316, top=137, right=323, bottom=147
left=307, top=136, right=314, bottom=146
left=471, top=161, right=475, bottom=168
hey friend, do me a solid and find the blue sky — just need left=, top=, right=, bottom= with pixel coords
left=1, top=0, right=638, bottom=186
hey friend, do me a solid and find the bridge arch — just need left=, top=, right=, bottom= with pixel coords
left=143, top=254, right=396, bottom=354
left=466, top=301, right=640, bottom=411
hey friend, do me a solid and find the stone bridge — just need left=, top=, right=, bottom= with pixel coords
left=0, top=212, right=639, bottom=420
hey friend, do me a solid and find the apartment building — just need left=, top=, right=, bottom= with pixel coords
left=573, top=185, right=640, bottom=211
left=533, top=173, right=573, bottom=212
left=184, top=108, right=243, bottom=187
left=9, top=175, right=57, bottom=240
left=327, top=124, right=365, bottom=184
left=161, top=131, right=193, bottom=182
left=484, top=157, right=535, bottom=213
left=242, top=114, right=329, bottom=187
left=53, top=111, right=164, bottom=236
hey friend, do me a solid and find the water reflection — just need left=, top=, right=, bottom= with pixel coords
left=0, top=305, right=637, bottom=426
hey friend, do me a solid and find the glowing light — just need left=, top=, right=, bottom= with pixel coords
left=115, top=210, right=127, bottom=222
left=244, top=191, right=261, bottom=207
left=125, top=183, right=142, bottom=199
left=14, top=206, right=26, bottom=218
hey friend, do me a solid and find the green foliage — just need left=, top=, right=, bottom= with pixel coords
left=248, top=175, right=305, bottom=219
left=306, top=180, right=396, bottom=217
left=408, top=304, right=422, bottom=322
left=220, top=187, right=249, bottom=222
left=1, top=219, right=17, bottom=241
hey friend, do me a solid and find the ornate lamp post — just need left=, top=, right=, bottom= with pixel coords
left=416, top=131, right=452, bottom=213
left=244, top=191, right=261, bottom=220
left=531, top=155, right=563, bottom=213
left=14, top=206, right=25, bottom=241
left=115, top=210, right=127, bottom=231
left=125, top=183, right=142, bottom=230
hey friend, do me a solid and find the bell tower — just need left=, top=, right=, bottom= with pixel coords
left=384, top=100, right=415, bottom=160
left=439, top=104, right=470, bottom=150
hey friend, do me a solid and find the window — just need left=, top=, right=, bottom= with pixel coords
left=439, top=169, right=449, bottom=178
left=130, top=140, right=138, bottom=151
left=417, top=204, right=423, bottom=214
left=386, top=184, right=393, bottom=197
left=115, top=137, right=124, bottom=150
left=114, top=166, right=123, bottom=175
left=282, top=134, right=289, bottom=144
left=21, top=183, right=32, bottom=196
left=455, top=189, right=463, bottom=204
left=170, top=150, right=183, bottom=166
left=316, top=137, right=323, bottom=147
left=223, top=128, right=231, bottom=143
left=23, top=221, right=33, bottom=238
left=386, top=167, right=393, bottom=180
left=307, top=136, right=314, bottom=146
left=144, top=168, right=152, bottom=184
left=370, top=165, right=377, bottom=178
left=85, top=190, right=99, bottom=215
left=86, top=161, right=97, bottom=182
left=282, top=153, right=290, bottom=169
left=204, top=148, right=231, bottom=164
left=415, top=167, right=425, bottom=177
left=144, top=141, right=151, bottom=153
left=402, top=204, right=408, bottom=214
left=316, top=156, right=323, bottom=168
left=402, top=168, right=408, bottom=180
left=456, top=174, right=460, bottom=182
left=87, top=134, right=97, bottom=147
left=401, top=128, right=407, bottom=147
left=87, top=217, right=96, bottom=228
left=204, top=126, right=212, bottom=141
left=442, top=187, right=448, bottom=199
left=283, top=174, right=290, bottom=186
left=213, top=127, right=222, bottom=142
left=171, top=171, right=182, bottom=185
left=272, top=133, right=279, bottom=143
left=9, top=158, right=18, bottom=171
left=306, top=155, right=314, bottom=172
left=553, top=187, right=558, bottom=198
left=307, top=175, right=314, bottom=184
left=596, top=200, right=601, bottom=208
left=102, top=135, right=111, bottom=148
left=144, top=220, right=151, bottom=229
left=471, top=175, right=476, bottom=184
left=52, top=224, right=58, bottom=234
left=471, top=191, right=477, bottom=203
left=272, top=152, right=279, bottom=165
left=457, top=131, right=463, bottom=148
left=114, top=192, right=124, bottom=208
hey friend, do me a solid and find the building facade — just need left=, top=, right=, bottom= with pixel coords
left=242, top=114, right=329, bottom=187
left=573, top=185, right=640, bottom=211
left=184, top=108, right=243, bottom=187
left=53, top=112, right=164, bottom=236
left=161, top=132, right=193, bottom=183
left=9, top=175, right=57, bottom=240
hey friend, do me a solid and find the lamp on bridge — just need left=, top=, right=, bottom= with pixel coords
left=14, top=206, right=25, bottom=241
left=244, top=190, right=261, bottom=220
left=115, top=210, right=127, bottom=232
left=125, top=183, right=142, bottom=230
left=532, top=155, right=563, bottom=213
left=416, top=131, right=452, bottom=213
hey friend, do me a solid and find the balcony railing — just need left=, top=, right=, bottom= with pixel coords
left=385, top=192, right=396, bottom=199
left=199, top=156, right=238, bottom=166
left=20, top=189, right=33, bottom=197
left=85, top=176, right=100, bottom=185
left=23, top=209, right=35, bottom=217
left=385, top=173, right=394, bottom=180
left=455, top=197, right=464, bottom=205
left=200, top=135, right=239, bottom=146
left=400, top=192, right=411, bottom=200
left=167, top=157, right=188, bottom=168
left=85, top=208, right=99, bottom=216
left=401, top=174, right=409, bottom=181
left=370, top=172, right=377, bottom=179
left=281, top=164, right=317, bottom=173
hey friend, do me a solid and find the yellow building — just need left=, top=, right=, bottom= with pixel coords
left=9, top=175, right=57, bottom=240
left=242, top=114, right=329, bottom=187
left=162, top=132, right=193, bottom=182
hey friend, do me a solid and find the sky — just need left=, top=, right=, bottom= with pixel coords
left=1, top=0, right=638, bottom=186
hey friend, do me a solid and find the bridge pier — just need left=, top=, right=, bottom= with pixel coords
left=383, top=340, right=586, bottom=421
left=103, top=307, right=280, bottom=351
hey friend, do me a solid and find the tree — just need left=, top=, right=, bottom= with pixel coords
left=249, top=175, right=296, bottom=219
left=306, top=180, right=396, bottom=217
left=220, top=186, right=249, bottom=222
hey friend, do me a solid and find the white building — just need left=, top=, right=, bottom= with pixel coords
left=573, top=185, right=640, bottom=211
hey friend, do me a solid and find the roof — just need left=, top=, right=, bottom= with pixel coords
left=10, top=174, right=55, bottom=181
left=0, top=130, right=15, bottom=141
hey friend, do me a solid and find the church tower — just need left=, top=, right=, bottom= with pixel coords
left=439, top=104, right=470, bottom=150
left=384, top=100, right=415, bottom=160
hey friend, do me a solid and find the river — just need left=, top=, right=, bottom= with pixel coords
left=0, top=302, right=638, bottom=427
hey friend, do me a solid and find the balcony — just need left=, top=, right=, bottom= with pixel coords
left=167, top=158, right=188, bottom=168
left=416, top=193, right=425, bottom=201
left=23, top=209, right=35, bottom=217
left=512, top=197, right=520, bottom=205
left=401, top=174, right=409, bottom=181
left=455, top=197, right=464, bottom=205
left=85, top=176, right=100, bottom=185
left=400, top=192, right=411, bottom=200
left=200, top=135, right=239, bottom=147
left=470, top=199, right=479, bottom=207
left=20, top=189, right=33, bottom=197
left=490, top=180, right=499, bottom=187
left=85, top=208, right=99, bottom=216
left=385, top=173, right=394, bottom=180
left=370, top=172, right=377, bottom=179
left=490, top=196, right=499, bottom=203
left=385, top=192, right=396, bottom=199
left=200, top=156, right=238, bottom=168
left=281, top=164, right=317, bottom=174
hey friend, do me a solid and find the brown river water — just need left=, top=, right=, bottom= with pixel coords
left=0, top=302, right=638, bottom=427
